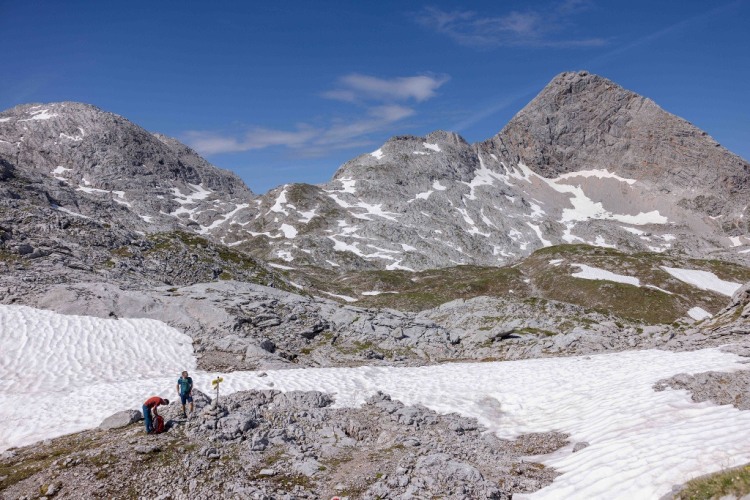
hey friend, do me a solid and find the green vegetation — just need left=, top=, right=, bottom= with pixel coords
left=287, top=264, right=528, bottom=312
left=286, top=243, right=750, bottom=324
left=519, top=244, right=750, bottom=324
left=110, top=246, right=133, bottom=258
left=0, top=249, right=21, bottom=263
left=137, top=231, right=296, bottom=292
left=675, top=463, right=750, bottom=499
left=0, top=432, right=97, bottom=491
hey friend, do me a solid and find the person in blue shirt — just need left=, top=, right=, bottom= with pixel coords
left=176, top=370, right=194, bottom=418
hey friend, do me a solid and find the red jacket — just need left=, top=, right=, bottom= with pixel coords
left=144, top=396, right=166, bottom=409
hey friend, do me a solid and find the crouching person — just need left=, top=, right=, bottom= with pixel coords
left=142, top=396, right=169, bottom=434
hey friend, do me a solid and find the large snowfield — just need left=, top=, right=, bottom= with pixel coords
left=3, top=304, right=750, bottom=498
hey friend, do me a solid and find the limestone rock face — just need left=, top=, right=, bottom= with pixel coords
left=0, top=101, right=254, bottom=235
left=203, top=72, right=750, bottom=269
left=2, top=72, right=749, bottom=272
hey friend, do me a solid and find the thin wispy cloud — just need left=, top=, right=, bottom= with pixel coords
left=184, top=74, right=447, bottom=156
left=184, top=127, right=317, bottom=155
left=583, top=0, right=742, bottom=68
left=450, top=86, right=541, bottom=133
left=417, top=1, right=607, bottom=49
left=323, top=74, right=449, bottom=103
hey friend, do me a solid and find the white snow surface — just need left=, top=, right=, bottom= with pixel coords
left=688, top=307, right=713, bottom=321
left=370, top=148, right=384, bottom=159
left=297, top=208, right=317, bottom=224
left=197, top=203, right=250, bottom=234
left=511, top=163, right=668, bottom=225
left=556, top=169, right=637, bottom=185
left=51, top=166, right=71, bottom=176
left=19, top=108, right=57, bottom=121
left=661, top=267, right=743, bottom=297
left=172, top=183, right=212, bottom=206
left=269, top=186, right=290, bottom=215
left=267, top=262, right=295, bottom=270
left=279, top=223, right=298, bottom=239
left=526, top=222, right=551, bottom=247
left=5, top=305, right=750, bottom=499
left=423, top=142, right=441, bottom=152
left=572, top=264, right=641, bottom=287
left=321, top=292, right=358, bottom=303
left=0, top=305, right=194, bottom=450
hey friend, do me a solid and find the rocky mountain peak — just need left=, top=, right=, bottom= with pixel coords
left=488, top=71, right=750, bottom=219
left=4, top=71, right=750, bottom=272
left=425, top=129, right=468, bottom=147
left=0, top=101, right=256, bottom=232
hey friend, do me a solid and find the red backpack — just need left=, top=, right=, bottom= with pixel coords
left=152, top=415, right=165, bottom=434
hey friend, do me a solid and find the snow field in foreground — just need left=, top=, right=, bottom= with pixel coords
left=2, top=305, right=750, bottom=499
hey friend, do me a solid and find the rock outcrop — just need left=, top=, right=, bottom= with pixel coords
left=0, top=390, right=566, bottom=499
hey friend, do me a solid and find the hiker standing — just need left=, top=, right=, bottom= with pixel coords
left=176, top=370, right=194, bottom=417
left=142, top=396, right=169, bottom=434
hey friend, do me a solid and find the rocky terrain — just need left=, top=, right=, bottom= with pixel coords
left=3, top=70, right=750, bottom=498
left=2, top=72, right=750, bottom=273
left=0, top=389, right=567, bottom=499
left=4, top=258, right=748, bottom=378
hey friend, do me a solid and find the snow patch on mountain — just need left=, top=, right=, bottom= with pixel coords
left=199, top=203, right=250, bottom=234
left=527, top=222, right=551, bottom=246
left=322, top=292, right=358, bottom=302
left=268, top=262, right=295, bottom=270
left=297, top=208, right=317, bottom=223
left=269, top=186, right=290, bottom=215
left=556, top=169, right=637, bottom=185
left=513, top=163, right=668, bottom=225
left=179, top=184, right=212, bottom=202
left=661, top=267, right=743, bottom=296
left=687, top=307, right=713, bottom=320
left=279, top=224, right=298, bottom=239
left=5, top=303, right=748, bottom=498
left=59, top=127, right=85, bottom=141
left=18, top=108, right=57, bottom=121
left=572, top=264, right=640, bottom=287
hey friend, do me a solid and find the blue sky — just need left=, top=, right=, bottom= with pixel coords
left=2, top=0, right=748, bottom=193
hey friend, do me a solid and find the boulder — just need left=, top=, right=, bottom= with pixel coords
left=99, top=409, right=142, bottom=430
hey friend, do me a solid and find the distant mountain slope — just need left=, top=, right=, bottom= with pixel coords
left=0, top=102, right=255, bottom=232
left=489, top=71, right=750, bottom=214
left=2, top=72, right=749, bottom=271
left=217, top=72, right=750, bottom=269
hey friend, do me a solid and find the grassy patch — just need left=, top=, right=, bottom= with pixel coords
left=676, top=463, right=750, bottom=499
left=287, top=264, right=528, bottom=312
left=0, top=433, right=97, bottom=491
left=0, top=249, right=21, bottom=263
left=110, top=246, right=133, bottom=258
left=518, top=244, right=750, bottom=324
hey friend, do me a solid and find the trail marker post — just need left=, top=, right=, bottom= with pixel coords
left=211, top=376, right=224, bottom=407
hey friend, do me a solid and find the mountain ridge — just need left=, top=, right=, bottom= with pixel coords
left=2, top=71, right=749, bottom=271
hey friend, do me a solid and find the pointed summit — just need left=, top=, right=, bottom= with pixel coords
left=486, top=70, right=749, bottom=217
